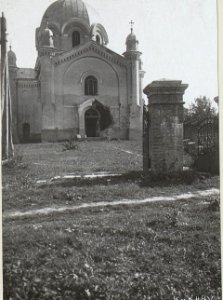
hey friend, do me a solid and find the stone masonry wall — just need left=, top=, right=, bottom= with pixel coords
left=149, top=101, right=184, bottom=174
left=143, top=80, right=188, bottom=175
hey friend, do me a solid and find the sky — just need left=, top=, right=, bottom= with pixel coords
left=2, top=0, right=218, bottom=107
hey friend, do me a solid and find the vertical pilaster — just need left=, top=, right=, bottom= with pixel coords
left=39, top=49, right=56, bottom=141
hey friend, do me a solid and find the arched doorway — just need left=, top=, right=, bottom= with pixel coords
left=23, top=123, right=30, bottom=142
left=85, top=108, right=100, bottom=137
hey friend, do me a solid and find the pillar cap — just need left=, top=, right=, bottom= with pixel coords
left=143, top=79, right=188, bottom=96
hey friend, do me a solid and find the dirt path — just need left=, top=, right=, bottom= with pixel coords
left=3, top=188, right=219, bottom=220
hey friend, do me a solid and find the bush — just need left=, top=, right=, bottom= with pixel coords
left=194, top=147, right=219, bottom=174
left=62, top=140, right=78, bottom=151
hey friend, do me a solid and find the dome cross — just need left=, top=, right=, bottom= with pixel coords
left=129, top=20, right=134, bottom=33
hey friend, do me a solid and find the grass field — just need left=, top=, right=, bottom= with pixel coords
left=2, top=140, right=221, bottom=299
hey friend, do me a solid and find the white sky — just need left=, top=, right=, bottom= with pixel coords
left=2, top=0, right=218, bottom=107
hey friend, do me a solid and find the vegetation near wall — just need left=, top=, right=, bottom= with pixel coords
left=184, top=96, right=219, bottom=174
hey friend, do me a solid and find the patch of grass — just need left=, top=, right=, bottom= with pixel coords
left=2, top=170, right=219, bottom=213
left=3, top=199, right=221, bottom=299
left=2, top=141, right=221, bottom=299
left=208, top=197, right=220, bottom=211
left=2, top=154, right=28, bottom=170
left=141, top=169, right=213, bottom=187
left=2, top=141, right=143, bottom=211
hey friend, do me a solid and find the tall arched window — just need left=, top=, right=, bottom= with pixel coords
left=72, top=31, right=80, bottom=47
left=96, top=35, right=100, bottom=44
left=85, top=76, right=98, bottom=95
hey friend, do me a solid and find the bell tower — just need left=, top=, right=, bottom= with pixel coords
left=123, top=21, right=145, bottom=140
left=38, top=24, right=56, bottom=141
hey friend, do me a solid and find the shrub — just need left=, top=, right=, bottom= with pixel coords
left=194, top=147, right=219, bottom=174
left=62, top=140, right=78, bottom=151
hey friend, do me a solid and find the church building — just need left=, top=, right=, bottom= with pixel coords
left=8, top=0, right=145, bottom=143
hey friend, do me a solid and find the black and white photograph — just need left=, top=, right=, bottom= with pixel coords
left=0, top=0, right=221, bottom=299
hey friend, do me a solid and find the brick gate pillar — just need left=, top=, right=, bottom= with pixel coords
left=143, top=80, right=188, bottom=175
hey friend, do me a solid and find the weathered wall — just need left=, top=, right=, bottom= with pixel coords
left=149, top=101, right=184, bottom=173
left=17, top=68, right=37, bottom=79
left=17, top=81, right=41, bottom=142
left=41, top=47, right=130, bottom=140
left=14, top=42, right=144, bottom=142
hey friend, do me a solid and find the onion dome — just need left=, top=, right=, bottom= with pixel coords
left=126, top=29, right=138, bottom=51
left=8, top=46, right=17, bottom=67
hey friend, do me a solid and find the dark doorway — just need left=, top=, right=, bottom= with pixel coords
left=85, top=108, right=100, bottom=137
left=23, top=123, right=30, bottom=142
left=92, top=100, right=113, bottom=130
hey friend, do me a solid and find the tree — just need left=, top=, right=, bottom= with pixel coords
left=184, top=96, right=217, bottom=123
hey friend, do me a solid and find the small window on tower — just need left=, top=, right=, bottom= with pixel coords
left=85, top=76, right=98, bottom=96
left=96, top=35, right=100, bottom=44
left=72, top=31, right=80, bottom=47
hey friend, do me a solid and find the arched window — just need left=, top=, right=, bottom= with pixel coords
left=96, top=35, right=100, bottom=44
left=72, top=31, right=80, bottom=47
left=85, top=76, right=98, bottom=95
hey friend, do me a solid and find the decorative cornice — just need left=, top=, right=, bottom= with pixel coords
left=53, top=42, right=127, bottom=68
left=123, top=50, right=142, bottom=59
left=17, top=79, right=40, bottom=88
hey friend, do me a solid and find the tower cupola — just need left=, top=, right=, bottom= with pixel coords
left=39, top=25, right=54, bottom=48
left=126, top=20, right=138, bottom=51
left=8, top=46, right=17, bottom=67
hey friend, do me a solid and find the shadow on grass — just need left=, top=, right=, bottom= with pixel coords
left=39, top=171, right=143, bottom=188
left=140, top=169, right=216, bottom=187
left=38, top=169, right=213, bottom=189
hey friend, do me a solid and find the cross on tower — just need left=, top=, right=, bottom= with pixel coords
left=129, top=20, right=134, bottom=33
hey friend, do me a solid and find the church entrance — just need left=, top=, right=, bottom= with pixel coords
left=85, top=108, right=100, bottom=137
left=23, top=123, right=30, bottom=142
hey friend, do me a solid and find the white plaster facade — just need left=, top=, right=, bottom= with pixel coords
left=8, top=0, right=145, bottom=142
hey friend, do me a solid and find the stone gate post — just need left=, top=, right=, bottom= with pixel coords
left=143, top=80, right=188, bottom=175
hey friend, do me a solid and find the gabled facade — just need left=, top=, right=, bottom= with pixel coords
left=8, top=0, right=145, bottom=143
